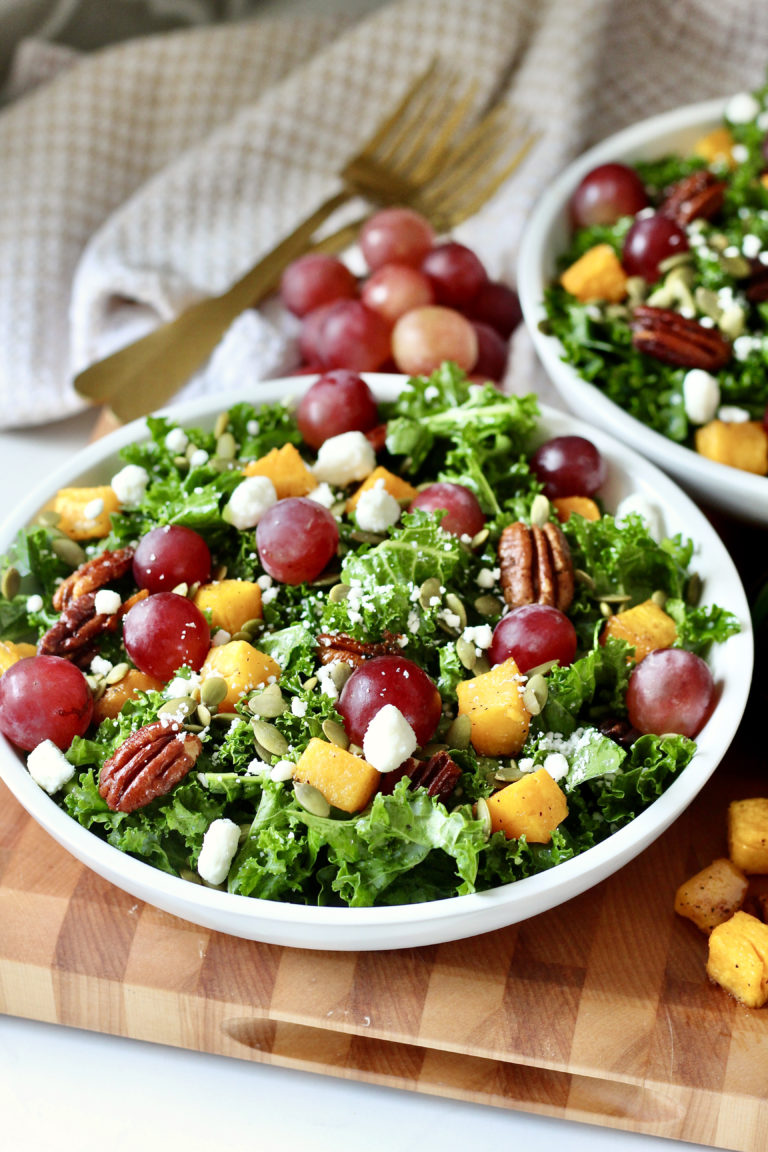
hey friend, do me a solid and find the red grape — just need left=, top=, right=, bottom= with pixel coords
left=123, top=592, right=210, bottom=680
left=280, top=253, right=357, bottom=317
left=0, top=655, right=93, bottom=751
left=465, top=280, right=522, bottom=338
left=317, top=299, right=391, bottom=371
left=256, top=497, right=339, bottom=584
left=626, top=648, right=715, bottom=737
left=133, top=525, right=211, bottom=593
left=298, top=302, right=338, bottom=363
left=421, top=242, right=487, bottom=308
left=338, top=654, right=441, bottom=747
left=622, top=214, right=689, bottom=283
left=409, top=482, right=485, bottom=539
left=296, top=370, right=379, bottom=450
left=529, top=436, right=606, bottom=499
left=470, top=321, right=508, bottom=382
left=489, top=605, right=577, bottom=673
left=360, top=263, right=434, bottom=324
left=391, top=306, right=478, bottom=376
left=360, top=207, right=435, bottom=271
left=569, top=162, right=649, bottom=228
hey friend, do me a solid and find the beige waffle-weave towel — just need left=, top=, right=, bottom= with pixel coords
left=2, top=0, right=768, bottom=428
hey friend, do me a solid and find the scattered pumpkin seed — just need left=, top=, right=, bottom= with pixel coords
left=321, top=718, right=349, bottom=749
left=173, top=455, right=189, bottom=470
left=529, top=493, right=551, bottom=527
left=348, top=742, right=364, bottom=756
left=104, top=661, right=130, bottom=685
left=694, top=286, right=722, bottom=321
left=328, top=583, right=351, bottom=604
left=625, top=275, right=648, bottom=307
left=524, top=659, right=556, bottom=679
left=456, top=636, right=477, bottom=670
left=445, top=713, right=471, bottom=749
left=212, top=564, right=228, bottom=580
left=52, top=537, right=86, bottom=567
left=470, top=527, right=490, bottom=549
left=596, top=591, right=632, bottom=604
left=475, top=797, right=492, bottom=840
left=658, top=250, right=694, bottom=274
left=349, top=528, right=387, bottom=545
left=686, top=572, right=702, bottom=606
left=575, top=568, right=596, bottom=590
left=599, top=601, right=613, bottom=618
left=180, top=868, right=203, bottom=885
left=472, top=655, right=491, bottom=677
left=302, top=675, right=318, bottom=692
left=216, top=431, right=237, bottom=460
left=494, top=761, right=522, bottom=783
left=230, top=630, right=252, bottom=643
left=184, top=722, right=205, bottom=733
left=309, top=569, right=342, bottom=587
left=171, top=581, right=189, bottom=598
left=213, top=412, right=229, bottom=439
left=158, top=696, right=197, bottom=720
left=717, top=304, right=747, bottom=340
left=247, top=682, right=286, bottom=718
left=251, top=737, right=274, bottom=763
left=293, top=781, right=330, bottom=818
left=719, top=252, right=751, bottom=278
left=474, top=593, right=503, bottom=617
left=250, top=718, right=289, bottom=757
left=651, top=589, right=668, bottom=608
left=196, top=704, right=212, bottom=727
left=201, top=676, right=228, bottom=709
left=212, top=710, right=239, bottom=724
left=241, top=617, right=262, bottom=637
left=329, top=661, right=353, bottom=692
left=36, top=509, right=61, bottom=528
left=444, top=592, right=467, bottom=630
left=85, top=675, right=106, bottom=700
left=1, top=566, right=21, bottom=600
left=418, top=576, right=442, bottom=610
left=523, top=673, right=548, bottom=715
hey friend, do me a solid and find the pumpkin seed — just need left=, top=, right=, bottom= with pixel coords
left=52, top=537, right=86, bottom=567
left=348, top=742, right=364, bottom=756
left=529, top=493, right=551, bottom=527
left=251, top=738, right=274, bottom=763
left=444, top=592, right=467, bottom=630
left=104, top=661, right=130, bottom=685
left=302, top=676, right=318, bottom=692
left=686, top=572, right=702, bottom=606
left=309, top=569, right=342, bottom=587
left=651, top=589, right=668, bottom=608
left=230, top=630, right=252, bottom=643
left=599, top=601, right=613, bottom=618
left=36, top=509, right=61, bottom=528
left=494, top=761, right=522, bottom=783
left=470, top=527, right=490, bottom=550
left=719, top=252, right=751, bottom=278
left=524, top=659, right=556, bottom=679
left=1, top=566, right=20, bottom=600
left=322, top=718, right=349, bottom=749
left=328, top=583, right=351, bottom=604
left=180, top=868, right=203, bottom=885
left=184, top=723, right=205, bottom=733
left=349, top=528, right=387, bottom=545
left=625, top=275, right=648, bottom=307
left=329, top=661, right=353, bottom=692
left=419, top=577, right=442, bottom=610
left=212, top=564, right=228, bottom=581
left=596, top=591, right=632, bottom=604
left=247, top=682, right=286, bottom=718
left=213, top=411, right=229, bottom=439
left=717, top=304, right=747, bottom=340
left=250, top=718, right=289, bottom=757
left=201, top=676, right=228, bottom=709
left=216, top=431, right=237, bottom=460
left=475, top=797, right=492, bottom=840
left=293, top=781, right=330, bottom=818
left=523, top=673, right=548, bottom=715
left=445, top=713, right=471, bottom=749
left=472, top=656, right=491, bottom=677
left=173, top=455, right=190, bottom=470
left=694, top=285, right=722, bottom=321
left=658, top=250, right=694, bottom=274
left=212, top=710, right=239, bottom=724
left=456, top=636, right=477, bottom=670
left=196, top=704, right=212, bottom=727
left=474, top=593, right=503, bottom=617
left=85, top=675, right=106, bottom=700
left=158, top=696, right=197, bottom=720
left=575, top=568, right=596, bottom=590
left=171, top=581, right=189, bottom=598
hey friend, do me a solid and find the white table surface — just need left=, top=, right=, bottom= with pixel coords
left=0, top=408, right=717, bottom=1152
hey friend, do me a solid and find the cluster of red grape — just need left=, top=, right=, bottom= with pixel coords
left=280, top=206, right=522, bottom=381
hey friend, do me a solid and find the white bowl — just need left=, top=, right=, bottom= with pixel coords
left=0, top=374, right=753, bottom=950
left=517, top=96, right=768, bottom=524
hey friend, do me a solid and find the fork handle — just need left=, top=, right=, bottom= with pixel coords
left=74, top=189, right=351, bottom=423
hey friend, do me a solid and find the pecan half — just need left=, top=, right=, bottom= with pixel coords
left=53, top=546, right=135, bottom=612
left=745, top=261, right=768, bottom=303
left=316, top=630, right=404, bottom=668
left=377, top=750, right=461, bottom=803
left=630, top=305, right=731, bottom=370
left=99, top=720, right=203, bottom=813
left=597, top=716, right=642, bottom=748
left=498, top=521, right=574, bottom=612
left=38, top=591, right=119, bottom=666
left=658, top=170, right=726, bottom=228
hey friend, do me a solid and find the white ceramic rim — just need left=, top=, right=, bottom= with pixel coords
left=517, top=95, right=768, bottom=523
left=0, top=374, right=754, bottom=949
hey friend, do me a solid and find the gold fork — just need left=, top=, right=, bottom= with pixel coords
left=75, top=66, right=532, bottom=423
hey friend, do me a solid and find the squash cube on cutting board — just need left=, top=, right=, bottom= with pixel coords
left=487, top=767, right=568, bottom=843
left=346, top=465, right=417, bottom=512
left=193, top=579, right=263, bottom=635
left=242, top=443, right=317, bottom=498
left=456, top=657, right=530, bottom=756
left=728, top=797, right=768, bottom=873
left=601, top=598, right=677, bottom=663
left=674, top=856, right=748, bottom=933
left=706, top=910, right=768, bottom=1008
left=293, top=737, right=380, bottom=814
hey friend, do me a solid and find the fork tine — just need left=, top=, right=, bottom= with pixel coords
left=398, top=82, right=480, bottom=184
left=354, top=60, right=442, bottom=160
left=418, top=131, right=536, bottom=230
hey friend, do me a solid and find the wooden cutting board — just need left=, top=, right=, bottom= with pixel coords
left=1, top=721, right=767, bottom=1151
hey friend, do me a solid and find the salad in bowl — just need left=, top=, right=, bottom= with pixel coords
left=0, top=367, right=750, bottom=949
left=519, top=80, right=768, bottom=522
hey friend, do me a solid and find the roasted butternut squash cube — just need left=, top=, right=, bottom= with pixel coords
left=674, top=856, right=748, bottom=933
left=293, top=737, right=380, bottom=814
left=695, top=420, right=768, bottom=476
left=193, top=579, right=263, bottom=635
left=92, top=669, right=165, bottom=724
left=728, top=797, right=768, bottom=874
left=0, top=640, right=37, bottom=676
left=242, top=443, right=317, bottom=498
left=560, top=243, right=628, bottom=303
left=456, top=657, right=531, bottom=757
left=601, top=598, right=677, bottom=663
left=50, top=485, right=120, bottom=540
left=706, top=910, right=768, bottom=1007
left=487, top=767, right=568, bottom=843
left=201, top=640, right=280, bottom=712
left=693, top=127, right=735, bottom=167
left=346, top=465, right=418, bottom=513
left=553, top=495, right=601, bottom=523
